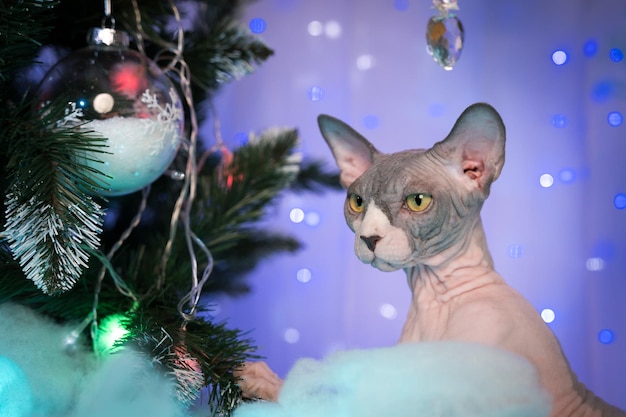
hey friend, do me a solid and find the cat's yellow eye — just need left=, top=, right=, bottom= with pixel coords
left=348, top=193, right=365, bottom=213
left=405, top=193, right=432, bottom=212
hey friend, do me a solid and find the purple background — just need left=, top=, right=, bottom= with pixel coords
left=206, top=0, right=626, bottom=407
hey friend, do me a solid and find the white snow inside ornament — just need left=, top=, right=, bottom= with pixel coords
left=35, top=26, right=184, bottom=196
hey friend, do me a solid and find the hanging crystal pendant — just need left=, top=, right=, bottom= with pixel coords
left=426, top=0, right=464, bottom=70
left=432, top=0, right=459, bottom=13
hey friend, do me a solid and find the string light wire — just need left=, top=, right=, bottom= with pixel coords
left=61, top=0, right=214, bottom=345
left=131, top=0, right=214, bottom=323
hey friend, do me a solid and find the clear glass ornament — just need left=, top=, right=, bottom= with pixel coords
left=426, top=13, right=465, bottom=71
left=35, top=26, right=184, bottom=196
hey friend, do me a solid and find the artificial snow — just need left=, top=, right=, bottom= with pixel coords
left=81, top=116, right=180, bottom=196
left=0, top=302, right=552, bottom=417
left=0, top=303, right=188, bottom=417
left=0, top=356, right=33, bottom=417
left=234, top=342, right=552, bottom=417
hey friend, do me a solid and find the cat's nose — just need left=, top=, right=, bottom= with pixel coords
left=360, top=235, right=381, bottom=252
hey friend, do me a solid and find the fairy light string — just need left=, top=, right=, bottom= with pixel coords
left=132, top=0, right=212, bottom=323
left=87, top=0, right=213, bottom=349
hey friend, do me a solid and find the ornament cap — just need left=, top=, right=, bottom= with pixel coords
left=87, top=27, right=130, bottom=47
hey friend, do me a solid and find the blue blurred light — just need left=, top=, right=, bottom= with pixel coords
left=608, top=111, right=623, bottom=127
left=559, top=168, right=576, bottom=184
left=77, top=98, right=88, bottom=108
left=592, top=80, right=614, bottom=102
left=307, top=86, right=324, bottom=101
left=249, top=17, right=267, bottom=34
left=614, top=193, right=626, bottom=210
left=363, top=115, right=379, bottom=129
left=394, top=0, right=410, bottom=11
left=583, top=39, right=598, bottom=57
left=551, top=50, right=568, bottom=65
left=507, top=244, right=524, bottom=259
left=552, top=114, right=567, bottom=128
left=592, top=240, right=617, bottom=261
left=609, top=48, right=624, bottom=62
left=598, top=329, right=615, bottom=344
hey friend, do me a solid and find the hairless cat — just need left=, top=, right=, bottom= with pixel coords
left=237, top=103, right=625, bottom=417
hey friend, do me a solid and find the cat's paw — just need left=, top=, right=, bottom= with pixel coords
left=235, top=361, right=283, bottom=402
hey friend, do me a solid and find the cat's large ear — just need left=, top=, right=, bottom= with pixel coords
left=430, top=103, right=506, bottom=196
left=318, top=114, right=381, bottom=188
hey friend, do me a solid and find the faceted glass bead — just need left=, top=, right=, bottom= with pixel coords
left=426, top=14, right=465, bottom=70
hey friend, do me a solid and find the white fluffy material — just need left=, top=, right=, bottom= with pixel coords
left=234, top=342, right=552, bottom=417
left=0, top=302, right=95, bottom=416
left=0, top=302, right=188, bottom=417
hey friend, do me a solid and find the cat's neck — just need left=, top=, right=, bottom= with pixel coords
left=403, top=217, right=501, bottom=303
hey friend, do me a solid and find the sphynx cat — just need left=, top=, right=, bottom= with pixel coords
left=237, top=103, right=625, bottom=417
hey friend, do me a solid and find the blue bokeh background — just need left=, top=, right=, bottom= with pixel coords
left=205, top=0, right=626, bottom=407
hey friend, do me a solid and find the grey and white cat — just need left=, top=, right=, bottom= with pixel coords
left=238, top=103, right=625, bottom=417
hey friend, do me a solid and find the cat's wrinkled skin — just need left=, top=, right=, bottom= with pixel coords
left=237, top=103, right=625, bottom=417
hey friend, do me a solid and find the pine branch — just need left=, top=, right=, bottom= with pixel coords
left=292, top=159, right=342, bottom=193
left=120, top=306, right=258, bottom=415
left=2, top=98, right=109, bottom=294
left=0, top=0, right=58, bottom=84
left=183, top=21, right=274, bottom=94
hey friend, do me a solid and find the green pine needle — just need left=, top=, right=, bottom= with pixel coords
left=0, top=0, right=58, bottom=83
left=3, top=98, right=109, bottom=294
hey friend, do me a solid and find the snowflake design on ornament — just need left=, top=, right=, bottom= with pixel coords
left=43, top=100, right=84, bottom=128
left=140, top=88, right=183, bottom=156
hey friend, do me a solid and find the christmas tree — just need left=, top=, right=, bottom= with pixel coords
left=0, top=1, right=339, bottom=415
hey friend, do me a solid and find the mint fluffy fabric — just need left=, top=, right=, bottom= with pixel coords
left=234, top=342, right=551, bottom=417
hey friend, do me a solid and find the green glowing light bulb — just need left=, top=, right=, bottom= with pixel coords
left=95, top=313, right=129, bottom=356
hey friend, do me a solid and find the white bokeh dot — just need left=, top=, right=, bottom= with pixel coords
left=586, top=257, right=605, bottom=271
left=296, top=268, right=312, bottom=283
left=356, top=54, right=374, bottom=70
left=289, top=208, right=305, bottom=223
left=539, top=174, right=554, bottom=188
left=325, top=20, right=342, bottom=38
left=379, top=303, right=398, bottom=320
left=284, top=328, right=300, bottom=344
left=507, top=244, right=524, bottom=259
left=552, top=50, right=568, bottom=65
left=305, top=211, right=320, bottom=226
left=307, top=86, right=324, bottom=101
left=307, top=20, right=323, bottom=36
left=541, top=308, right=556, bottom=323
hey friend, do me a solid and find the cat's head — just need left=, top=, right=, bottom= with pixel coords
left=318, top=103, right=506, bottom=272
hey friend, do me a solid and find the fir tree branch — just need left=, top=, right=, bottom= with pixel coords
left=292, top=159, right=342, bottom=193
left=120, top=305, right=258, bottom=415
left=183, top=21, right=274, bottom=94
left=3, top=98, right=109, bottom=294
left=0, top=0, right=58, bottom=84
